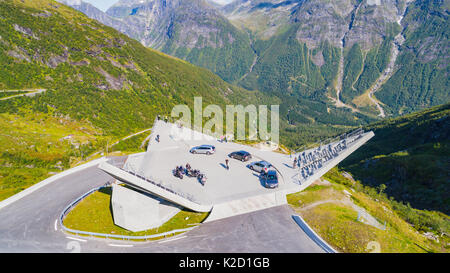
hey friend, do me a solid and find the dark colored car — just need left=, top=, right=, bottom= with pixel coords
left=262, top=170, right=279, bottom=189
left=228, top=150, right=252, bottom=162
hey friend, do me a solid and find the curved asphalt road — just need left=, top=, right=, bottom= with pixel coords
left=0, top=157, right=324, bottom=253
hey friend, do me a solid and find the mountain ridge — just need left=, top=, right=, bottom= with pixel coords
left=64, top=0, right=449, bottom=124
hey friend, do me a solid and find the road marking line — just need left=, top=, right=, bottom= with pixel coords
left=66, top=236, right=87, bottom=242
left=158, top=235, right=187, bottom=244
left=54, top=220, right=58, bottom=231
left=108, top=244, right=134, bottom=248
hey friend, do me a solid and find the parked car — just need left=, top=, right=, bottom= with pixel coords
left=262, top=170, right=279, bottom=189
left=229, top=150, right=252, bottom=162
left=190, top=145, right=215, bottom=155
left=248, top=161, right=272, bottom=173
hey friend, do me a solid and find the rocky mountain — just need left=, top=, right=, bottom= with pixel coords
left=64, top=0, right=449, bottom=126
left=222, top=0, right=448, bottom=119
left=102, top=0, right=256, bottom=83
left=376, top=0, right=450, bottom=115
left=57, top=0, right=133, bottom=35
left=220, top=0, right=299, bottom=39
left=0, top=0, right=270, bottom=136
left=221, top=0, right=407, bottom=49
left=0, top=0, right=283, bottom=200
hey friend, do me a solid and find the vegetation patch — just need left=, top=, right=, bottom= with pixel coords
left=63, top=187, right=209, bottom=239
left=110, top=132, right=150, bottom=154
left=288, top=168, right=448, bottom=253
left=341, top=103, right=449, bottom=219
left=0, top=111, right=106, bottom=201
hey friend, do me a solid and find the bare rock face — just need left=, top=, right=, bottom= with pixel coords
left=220, top=0, right=300, bottom=39
left=343, top=0, right=404, bottom=51
left=57, top=0, right=133, bottom=35
left=62, top=0, right=255, bottom=82
left=290, top=0, right=408, bottom=51
left=13, top=24, right=40, bottom=40
left=221, top=0, right=409, bottom=51
left=291, top=0, right=354, bottom=49
left=105, top=0, right=236, bottom=50
left=7, top=49, right=31, bottom=62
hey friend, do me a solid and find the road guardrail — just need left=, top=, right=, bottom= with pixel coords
left=59, top=185, right=199, bottom=241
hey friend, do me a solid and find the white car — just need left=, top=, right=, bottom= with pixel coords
left=248, top=161, right=272, bottom=173
left=190, top=145, right=216, bottom=155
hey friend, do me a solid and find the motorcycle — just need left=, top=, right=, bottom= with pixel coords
left=173, top=168, right=183, bottom=179
left=186, top=169, right=200, bottom=178
left=198, top=173, right=207, bottom=185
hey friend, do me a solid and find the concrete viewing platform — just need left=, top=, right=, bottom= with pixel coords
left=99, top=120, right=374, bottom=231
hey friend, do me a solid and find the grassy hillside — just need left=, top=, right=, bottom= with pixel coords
left=288, top=103, right=449, bottom=252
left=0, top=0, right=276, bottom=201
left=0, top=110, right=107, bottom=200
left=0, top=0, right=271, bottom=134
left=288, top=168, right=449, bottom=253
left=341, top=103, right=449, bottom=214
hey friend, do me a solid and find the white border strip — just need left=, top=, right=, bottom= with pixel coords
left=292, top=215, right=338, bottom=253
left=0, top=157, right=108, bottom=211
left=108, top=244, right=134, bottom=248
left=158, top=235, right=187, bottom=244
left=66, top=236, right=87, bottom=242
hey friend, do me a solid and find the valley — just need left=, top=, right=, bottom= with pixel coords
left=0, top=0, right=448, bottom=253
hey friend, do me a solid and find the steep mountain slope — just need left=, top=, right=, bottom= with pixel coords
left=103, top=0, right=256, bottom=83
left=376, top=0, right=450, bottom=115
left=63, top=0, right=449, bottom=121
left=341, top=103, right=449, bottom=214
left=220, top=0, right=298, bottom=39
left=0, top=0, right=269, bottom=132
left=0, top=0, right=274, bottom=200
left=234, top=0, right=408, bottom=116
left=60, top=0, right=376, bottom=135
left=224, top=0, right=448, bottom=118
left=57, top=0, right=134, bottom=35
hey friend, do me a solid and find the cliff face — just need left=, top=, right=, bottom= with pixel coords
left=58, top=0, right=134, bottom=35
left=107, top=0, right=228, bottom=49
left=102, top=0, right=256, bottom=82
left=222, top=0, right=409, bottom=49
left=63, top=0, right=449, bottom=122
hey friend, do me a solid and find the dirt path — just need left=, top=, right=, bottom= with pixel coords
left=0, top=88, right=46, bottom=101
left=78, top=127, right=152, bottom=164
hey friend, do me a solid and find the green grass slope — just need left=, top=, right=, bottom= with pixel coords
left=288, top=168, right=448, bottom=252
left=340, top=103, right=449, bottom=230
left=0, top=0, right=276, bottom=200
left=0, top=0, right=271, bottom=135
